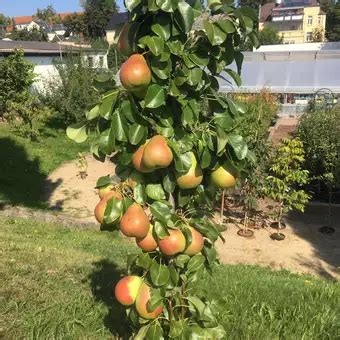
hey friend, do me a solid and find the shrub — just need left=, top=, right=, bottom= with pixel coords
left=0, top=49, right=35, bottom=115
left=42, top=54, right=100, bottom=125
left=4, top=93, right=52, bottom=140
left=107, top=44, right=126, bottom=73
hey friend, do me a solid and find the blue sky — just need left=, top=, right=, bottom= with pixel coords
left=0, top=0, right=125, bottom=17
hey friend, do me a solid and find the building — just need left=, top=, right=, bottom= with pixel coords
left=12, top=16, right=40, bottom=31
left=220, top=42, right=340, bottom=116
left=0, top=40, right=108, bottom=92
left=259, top=0, right=326, bottom=44
left=106, top=12, right=129, bottom=45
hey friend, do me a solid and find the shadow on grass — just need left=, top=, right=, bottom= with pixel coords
left=0, top=137, right=60, bottom=208
left=88, top=259, right=132, bottom=339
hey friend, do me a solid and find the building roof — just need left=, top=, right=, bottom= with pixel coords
left=220, top=48, right=340, bottom=94
left=13, top=16, right=34, bottom=25
left=0, top=40, right=92, bottom=55
left=260, top=3, right=276, bottom=22
left=106, top=12, right=129, bottom=30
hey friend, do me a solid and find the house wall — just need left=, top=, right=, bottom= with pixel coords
left=106, top=29, right=119, bottom=45
left=16, top=21, right=40, bottom=31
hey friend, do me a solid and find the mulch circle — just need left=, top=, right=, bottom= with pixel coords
left=270, top=221, right=286, bottom=230
left=270, top=232, right=286, bottom=241
left=237, top=229, right=254, bottom=238
left=319, top=226, right=335, bottom=234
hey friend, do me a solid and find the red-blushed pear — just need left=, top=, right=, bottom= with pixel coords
left=94, top=191, right=123, bottom=224
left=135, top=282, right=163, bottom=319
left=120, top=203, right=149, bottom=238
left=114, top=276, right=142, bottom=306
left=119, top=54, right=151, bottom=98
left=117, top=23, right=135, bottom=57
left=158, top=229, right=186, bottom=256
left=136, top=224, right=158, bottom=252
left=211, top=164, right=237, bottom=189
left=98, top=183, right=114, bottom=199
left=132, top=143, right=154, bottom=173
left=142, top=135, right=173, bottom=169
left=184, top=227, right=204, bottom=256
left=176, top=152, right=203, bottom=189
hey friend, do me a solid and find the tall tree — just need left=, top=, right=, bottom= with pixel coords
left=325, top=4, right=340, bottom=41
left=35, top=5, right=57, bottom=23
left=83, top=0, right=118, bottom=38
left=63, top=13, right=86, bottom=37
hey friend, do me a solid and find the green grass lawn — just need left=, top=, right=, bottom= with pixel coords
left=1, top=217, right=339, bottom=339
left=0, top=124, right=88, bottom=208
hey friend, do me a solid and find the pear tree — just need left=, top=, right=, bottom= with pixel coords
left=68, top=0, right=258, bottom=337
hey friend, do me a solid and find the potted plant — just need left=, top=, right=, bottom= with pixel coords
left=264, top=138, right=310, bottom=241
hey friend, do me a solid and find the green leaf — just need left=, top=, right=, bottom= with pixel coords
left=136, top=253, right=152, bottom=270
left=125, top=0, right=141, bottom=11
left=163, top=172, right=176, bottom=193
left=176, top=2, right=194, bottom=33
left=151, top=22, right=171, bottom=40
left=215, top=19, right=235, bottom=34
left=86, top=104, right=100, bottom=120
left=111, top=110, right=128, bottom=142
left=104, top=197, right=123, bottom=225
left=225, top=68, right=242, bottom=87
left=203, top=243, right=217, bottom=264
left=66, top=123, right=88, bottom=143
left=135, top=325, right=150, bottom=340
left=150, top=260, right=170, bottom=286
left=129, top=124, right=147, bottom=145
left=147, top=290, right=163, bottom=312
left=217, top=127, right=228, bottom=155
left=154, top=221, right=170, bottom=239
left=144, top=84, right=166, bottom=109
left=151, top=58, right=171, bottom=80
left=228, top=134, right=248, bottom=160
left=187, top=254, right=205, bottom=274
left=100, top=92, right=117, bottom=119
left=146, top=36, right=164, bottom=56
left=201, top=148, right=211, bottom=169
left=204, top=20, right=227, bottom=46
left=169, top=264, right=179, bottom=286
left=175, top=152, right=192, bottom=173
left=95, top=175, right=111, bottom=188
left=188, top=51, right=209, bottom=67
left=146, top=184, right=166, bottom=200
left=146, top=322, right=163, bottom=340
left=169, top=320, right=186, bottom=338
left=167, top=40, right=182, bottom=55
left=175, top=254, right=190, bottom=268
left=150, top=201, right=172, bottom=224
left=134, top=184, right=146, bottom=204
left=156, top=0, right=173, bottom=12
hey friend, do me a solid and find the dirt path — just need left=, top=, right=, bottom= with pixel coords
left=45, top=157, right=340, bottom=280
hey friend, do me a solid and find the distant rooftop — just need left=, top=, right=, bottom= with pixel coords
left=106, top=12, right=129, bottom=30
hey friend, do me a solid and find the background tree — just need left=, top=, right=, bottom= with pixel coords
left=63, top=13, right=86, bottom=38
left=83, top=0, right=118, bottom=38
left=10, top=27, right=48, bottom=42
left=35, top=5, right=57, bottom=23
left=259, top=25, right=283, bottom=45
left=325, top=4, right=340, bottom=41
left=0, top=13, right=11, bottom=37
left=312, top=27, right=324, bottom=42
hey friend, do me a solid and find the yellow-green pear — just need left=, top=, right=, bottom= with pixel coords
left=211, top=164, right=237, bottom=189
left=176, top=152, right=203, bottom=189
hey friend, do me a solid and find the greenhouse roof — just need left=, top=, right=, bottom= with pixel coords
left=221, top=50, right=340, bottom=94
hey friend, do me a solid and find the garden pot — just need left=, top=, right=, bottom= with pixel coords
left=319, top=226, right=335, bottom=234
left=270, top=233, right=285, bottom=241
left=237, top=229, right=254, bottom=238
left=270, top=221, right=286, bottom=230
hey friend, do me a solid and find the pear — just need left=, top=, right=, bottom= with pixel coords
left=119, top=54, right=151, bottom=98
left=120, top=203, right=149, bottom=238
left=176, top=152, right=203, bottom=189
left=132, top=143, right=154, bottom=173
left=211, top=164, right=237, bottom=189
left=117, top=23, right=135, bottom=57
left=142, top=135, right=173, bottom=169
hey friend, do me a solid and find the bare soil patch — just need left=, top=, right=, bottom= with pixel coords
left=44, top=156, right=340, bottom=279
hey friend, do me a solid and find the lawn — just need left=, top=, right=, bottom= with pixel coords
left=1, top=217, right=339, bottom=339
left=0, top=124, right=88, bottom=208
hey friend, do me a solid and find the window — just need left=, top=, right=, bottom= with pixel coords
left=318, top=16, right=322, bottom=25
left=307, top=16, right=313, bottom=25
left=306, top=32, right=313, bottom=42
left=88, top=56, right=94, bottom=68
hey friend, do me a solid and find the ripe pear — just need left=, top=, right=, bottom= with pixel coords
left=158, top=229, right=186, bottom=256
left=98, top=183, right=114, bottom=199
left=132, top=143, right=154, bottom=173
left=120, top=203, right=149, bottom=238
left=135, top=282, right=163, bottom=319
left=136, top=224, right=158, bottom=252
left=120, top=54, right=151, bottom=98
left=94, top=191, right=123, bottom=224
left=117, top=23, right=135, bottom=57
left=142, top=135, right=173, bottom=169
left=114, top=276, right=142, bottom=306
left=176, top=152, right=203, bottom=189
left=184, top=227, right=204, bottom=256
left=211, top=164, right=237, bottom=189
